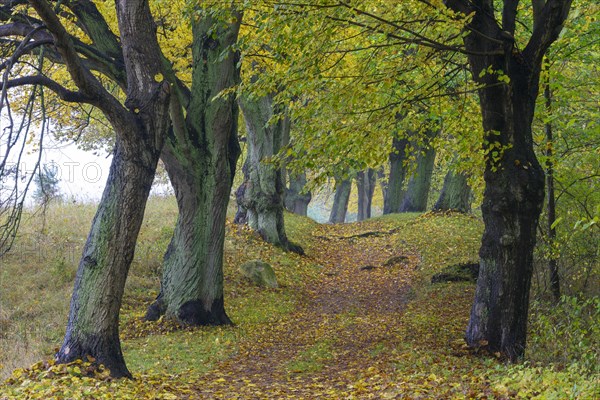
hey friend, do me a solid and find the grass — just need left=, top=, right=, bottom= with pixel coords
left=1, top=200, right=598, bottom=399
left=286, top=339, right=335, bottom=373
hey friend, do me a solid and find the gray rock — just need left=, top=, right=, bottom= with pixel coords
left=239, top=260, right=278, bottom=288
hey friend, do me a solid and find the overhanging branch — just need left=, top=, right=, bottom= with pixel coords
left=4, top=74, right=94, bottom=103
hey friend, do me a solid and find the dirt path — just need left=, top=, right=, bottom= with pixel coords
left=193, top=222, right=420, bottom=398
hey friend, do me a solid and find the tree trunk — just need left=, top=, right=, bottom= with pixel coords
left=56, top=137, right=162, bottom=378
left=444, top=0, right=571, bottom=362
left=544, top=73, right=560, bottom=302
left=238, top=95, right=303, bottom=254
left=234, top=157, right=249, bottom=224
left=329, top=177, right=351, bottom=223
left=461, top=13, right=550, bottom=362
left=145, top=15, right=241, bottom=325
left=356, top=169, right=375, bottom=221
left=50, top=0, right=170, bottom=378
left=383, top=137, right=409, bottom=214
left=285, top=171, right=311, bottom=216
left=399, top=132, right=436, bottom=212
left=433, top=170, right=471, bottom=213
left=468, top=85, right=545, bottom=360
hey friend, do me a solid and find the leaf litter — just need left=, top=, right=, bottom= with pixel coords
left=3, top=212, right=596, bottom=398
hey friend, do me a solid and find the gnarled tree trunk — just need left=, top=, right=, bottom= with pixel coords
left=48, top=0, right=170, bottom=378
left=145, top=15, right=241, bottom=325
left=57, top=135, right=164, bottom=378
left=433, top=170, right=471, bottom=213
left=238, top=94, right=302, bottom=253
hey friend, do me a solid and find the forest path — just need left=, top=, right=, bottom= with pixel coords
left=193, top=220, right=421, bottom=398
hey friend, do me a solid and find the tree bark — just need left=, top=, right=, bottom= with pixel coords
left=285, top=171, right=311, bottom=216
left=399, top=131, right=436, bottom=212
left=544, top=72, right=560, bottom=302
left=145, top=14, right=242, bottom=325
left=329, top=177, right=351, bottom=223
left=57, top=136, right=163, bottom=378
left=234, top=157, right=249, bottom=224
left=238, top=95, right=303, bottom=253
left=433, top=170, right=471, bottom=213
left=356, top=169, right=375, bottom=221
left=445, top=0, right=573, bottom=361
left=383, top=137, right=409, bottom=214
left=47, top=0, right=171, bottom=378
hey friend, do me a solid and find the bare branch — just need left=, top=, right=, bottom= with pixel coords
left=28, top=0, right=131, bottom=124
left=5, top=74, right=94, bottom=102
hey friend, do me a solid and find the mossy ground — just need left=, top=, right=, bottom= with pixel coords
left=1, top=199, right=598, bottom=399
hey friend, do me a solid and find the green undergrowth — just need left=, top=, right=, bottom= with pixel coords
left=1, top=203, right=598, bottom=398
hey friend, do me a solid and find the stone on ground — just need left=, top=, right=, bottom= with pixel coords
left=239, top=260, right=279, bottom=288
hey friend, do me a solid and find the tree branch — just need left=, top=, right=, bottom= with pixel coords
left=4, top=74, right=94, bottom=103
left=27, top=0, right=130, bottom=124
left=502, top=0, right=519, bottom=35
left=524, top=0, right=573, bottom=65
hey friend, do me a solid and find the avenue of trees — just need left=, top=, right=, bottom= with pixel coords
left=1, top=0, right=597, bottom=378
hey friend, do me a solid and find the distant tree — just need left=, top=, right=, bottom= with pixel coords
left=433, top=170, right=471, bottom=213
left=383, top=137, right=410, bottom=215
left=356, top=169, right=375, bottom=221
left=285, top=171, right=311, bottom=216
left=237, top=94, right=302, bottom=253
left=329, top=176, right=352, bottom=224
left=399, top=130, right=437, bottom=212
left=33, top=163, right=61, bottom=205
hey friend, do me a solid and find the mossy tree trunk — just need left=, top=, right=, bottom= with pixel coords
left=58, top=136, right=165, bottom=378
left=399, top=131, right=436, bottom=212
left=285, top=171, right=311, bottom=216
left=433, top=170, right=471, bottom=213
left=145, top=15, right=242, bottom=325
left=238, top=94, right=302, bottom=253
left=383, top=136, right=409, bottom=214
left=444, top=0, right=572, bottom=360
left=329, top=176, right=352, bottom=223
left=30, top=0, right=172, bottom=378
left=356, top=169, right=375, bottom=221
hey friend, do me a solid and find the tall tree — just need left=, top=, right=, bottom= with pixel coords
left=443, top=0, right=573, bottom=359
left=237, top=94, right=302, bottom=253
left=0, top=0, right=171, bottom=377
left=542, top=71, right=560, bottom=302
left=285, top=171, right=311, bottom=216
left=145, top=11, right=242, bottom=325
left=1, top=0, right=246, bottom=376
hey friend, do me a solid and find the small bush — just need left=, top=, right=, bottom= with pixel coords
left=527, top=295, right=600, bottom=373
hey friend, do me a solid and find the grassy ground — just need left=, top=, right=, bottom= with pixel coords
left=0, top=198, right=598, bottom=399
